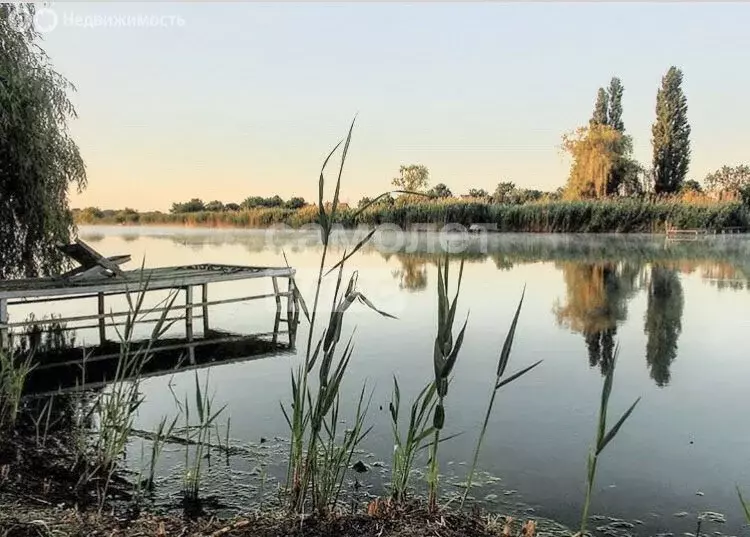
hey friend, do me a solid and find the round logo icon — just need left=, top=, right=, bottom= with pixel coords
left=34, top=7, right=58, bottom=33
left=6, top=5, right=58, bottom=34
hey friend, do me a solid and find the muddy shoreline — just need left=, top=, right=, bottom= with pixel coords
left=0, top=426, right=535, bottom=537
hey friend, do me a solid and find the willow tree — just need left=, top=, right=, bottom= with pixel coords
left=562, top=124, right=623, bottom=199
left=0, top=5, right=86, bottom=278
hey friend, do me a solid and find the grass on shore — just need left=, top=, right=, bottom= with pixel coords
left=0, top=496, right=543, bottom=537
left=75, top=198, right=750, bottom=233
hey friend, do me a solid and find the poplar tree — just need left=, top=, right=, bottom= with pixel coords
left=607, top=77, right=625, bottom=133
left=652, top=67, right=691, bottom=194
left=584, top=78, right=632, bottom=196
left=590, top=88, right=608, bottom=126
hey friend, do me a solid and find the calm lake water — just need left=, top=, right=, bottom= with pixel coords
left=24, top=227, right=750, bottom=535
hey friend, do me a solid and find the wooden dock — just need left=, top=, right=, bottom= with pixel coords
left=0, top=241, right=299, bottom=362
left=665, top=224, right=746, bottom=242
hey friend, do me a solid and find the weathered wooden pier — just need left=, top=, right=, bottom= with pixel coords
left=665, top=222, right=746, bottom=242
left=0, top=241, right=299, bottom=378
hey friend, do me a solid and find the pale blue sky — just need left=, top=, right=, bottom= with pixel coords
left=41, top=2, right=750, bottom=211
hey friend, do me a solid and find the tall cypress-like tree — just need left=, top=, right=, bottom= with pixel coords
left=584, top=77, right=632, bottom=196
left=591, top=88, right=609, bottom=126
left=652, top=67, right=691, bottom=194
left=607, top=78, right=625, bottom=133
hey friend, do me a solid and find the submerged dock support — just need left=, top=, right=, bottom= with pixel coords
left=201, top=283, right=210, bottom=335
left=272, top=274, right=298, bottom=347
left=185, top=286, right=194, bottom=342
left=0, top=298, right=7, bottom=351
left=185, top=286, right=195, bottom=364
left=287, top=278, right=296, bottom=342
left=97, top=292, right=106, bottom=343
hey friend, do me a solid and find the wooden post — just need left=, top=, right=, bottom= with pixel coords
left=272, top=311, right=280, bottom=344
left=97, top=292, right=106, bottom=344
left=185, top=286, right=194, bottom=341
left=0, top=298, right=8, bottom=352
left=286, top=277, right=294, bottom=321
left=201, top=283, right=209, bottom=336
left=271, top=277, right=281, bottom=313
left=287, top=277, right=297, bottom=346
left=185, top=286, right=195, bottom=364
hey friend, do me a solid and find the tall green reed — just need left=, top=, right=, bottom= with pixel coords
left=30, top=395, right=56, bottom=448
left=281, top=118, right=396, bottom=515
left=74, top=276, right=178, bottom=512
left=284, top=261, right=392, bottom=514
left=181, top=370, right=226, bottom=511
left=389, top=378, right=437, bottom=502
left=0, top=350, right=34, bottom=431
left=460, top=289, right=543, bottom=508
left=146, top=414, right=178, bottom=490
left=579, top=346, right=640, bottom=535
left=427, top=257, right=467, bottom=512
left=738, top=487, right=750, bottom=524
left=313, top=383, right=372, bottom=513
left=92, top=283, right=178, bottom=471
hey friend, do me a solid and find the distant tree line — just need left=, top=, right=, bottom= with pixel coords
left=169, top=196, right=306, bottom=213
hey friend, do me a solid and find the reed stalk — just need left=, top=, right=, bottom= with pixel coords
left=146, top=414, right=178, bottom=490
left=460, top=288, right=542, bottom=508
left=181, top=370, right=226, bottom=512
left=389, top=378, right=437, bottom=502
left=427, top=256, right=467, bottom=512
left=0, top=350, right=34, bottom=431
left=280, top=118, right=397, bottom=515
left=738, top=486, right=750, bottom=524
left=579, top=347, right=640, bottom=535
left=72, top=274, right=178, bottom=512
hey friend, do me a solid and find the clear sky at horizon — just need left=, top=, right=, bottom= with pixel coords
left=41, top=2, right=750, bottom=211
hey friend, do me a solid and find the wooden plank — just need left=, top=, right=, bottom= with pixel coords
left=57, top=240, right=125, bottom=277
left=59, top=254, right=131, bottom=280
left=0, top=266, right=295, bottom=299
left=56, top=313, right=203, bottom=333
left=0, top=292, right=291, bottom=329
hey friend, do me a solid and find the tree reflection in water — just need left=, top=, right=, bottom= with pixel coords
left=554, top=262, right=642, bottom=375
left=644, top=265, right=684, bottom=387
left=391, top=254, right=429, bottom=291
